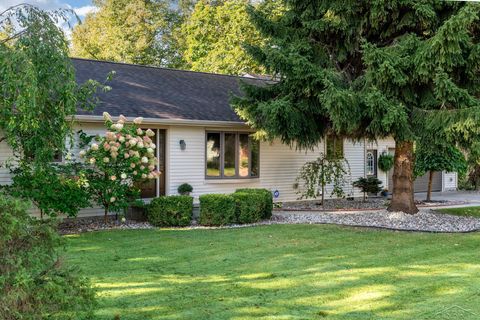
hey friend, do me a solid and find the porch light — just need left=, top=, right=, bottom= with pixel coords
left=179, top=139, right=186, bottom=150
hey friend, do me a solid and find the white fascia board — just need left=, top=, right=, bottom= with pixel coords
left=74, top=115, right=250, bottom=129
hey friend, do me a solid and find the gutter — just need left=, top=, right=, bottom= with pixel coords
left=73, top=115, right=250, bottom=128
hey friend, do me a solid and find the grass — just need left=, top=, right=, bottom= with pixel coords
left=436, top=206, right=480, bottom=218
left=65, top=225, right=480, bottom=319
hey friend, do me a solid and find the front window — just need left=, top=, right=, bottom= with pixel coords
left=326, top=134, right=344, bottom=159
left=206, top=132, right=259, bottom=179
left=366, top=149, right=377, bottom=177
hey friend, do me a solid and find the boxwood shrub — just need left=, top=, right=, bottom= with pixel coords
left=235, top=188, right=273, bottom=219
left=199, top=194, right=236, bottom=226
left=147, top=195, right=193, bottom=227
left=232, top=192, right=264, bottom=224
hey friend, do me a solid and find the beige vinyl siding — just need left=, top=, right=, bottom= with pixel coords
left=168, top=126, right=396, bottom=202
left=443, top=172, right=457, bottom=191
left=0, top=137, right=14, bottom=185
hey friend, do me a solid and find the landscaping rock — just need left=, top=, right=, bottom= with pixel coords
left=280, top=198, right=468, bottom=211
left=273, top=209, right=480, bottom=232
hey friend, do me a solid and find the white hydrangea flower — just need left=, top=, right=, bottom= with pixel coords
left=137, top=142, right=144, bottom=149
left=118, top=114, right=128, bottom=123
left=121, top=173, right=127, bottom=180
left=147, top=148, right=154, bottom=154
left=103, top=157, right=110, bottom=163
left=110, top=175, right=116, bottom=181
left=136, top=128, right=143, bottom=136
left=141, top=156, right=149, bottom=164
left=79, top=150, right=86, bottom=158
left=133, top=117, right=143, bottom=124
left=103, top=112, right=112, bottom=122
left=129, top=139, right=137, bottom=146
left=89, top=158, right=96, bottom=164
left=91, top=143, right=99, bottom=151
left=119, top=136, right=125, bottom=143
left=146, top=129, right=155, bottom=137
left=130, top=163, right=136, bottom=168
left=110, top=197, right=116, bottom=203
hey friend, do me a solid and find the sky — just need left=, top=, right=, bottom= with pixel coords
left=0, top=0, right=97, bottom=36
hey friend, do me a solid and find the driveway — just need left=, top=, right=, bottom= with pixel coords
left=415, top=190, right=480, bottom=207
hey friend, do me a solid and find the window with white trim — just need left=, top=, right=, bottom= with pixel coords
left=206, top=132, right=259, bottom=179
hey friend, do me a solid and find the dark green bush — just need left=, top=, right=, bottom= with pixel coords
left=233, top=192, right=264, bottom=224
left=147, top=195, right=193, bottom=227
left=353, top=176, right=383, bottom=201
left=235, top=188, right=273, bottom=219
left=199, top=194, right=236, bottom=226
left=0, top=195, right=96, bottom=319
left=177, top=183, right=193, bottom=195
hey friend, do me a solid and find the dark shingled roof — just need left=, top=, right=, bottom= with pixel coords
left=73, top=58, right=264, bottom=123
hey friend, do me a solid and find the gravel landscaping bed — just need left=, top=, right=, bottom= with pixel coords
left=272, top=209, right=480, bottom=232
left=280, top=198, right=468, bottom=211
left=59, top=207, right=480, bottom=234
left=58, top=216, right=153, bottom=235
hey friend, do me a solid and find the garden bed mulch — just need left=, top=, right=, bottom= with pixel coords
left=279, top=198, right=468, bottom=212
left=58, top=216, right=153, bottom=235
left=59, top=208, right=480, bottom=234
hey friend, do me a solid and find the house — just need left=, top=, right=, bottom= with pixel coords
left=0, top=58, right=458, bottom=217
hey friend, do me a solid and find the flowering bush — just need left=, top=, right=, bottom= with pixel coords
left=80, top=112, right=160, bottom=221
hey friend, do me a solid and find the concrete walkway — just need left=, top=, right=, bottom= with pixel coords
left=415, top=191, right=480, bottom=208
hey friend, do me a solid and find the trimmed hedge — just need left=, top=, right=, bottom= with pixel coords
left=147, top=195, right=193, bottom=227
left=199, top=194, right=236, bottom=226
left=233, top=192, right=264, bottom=224
left=235, top=188, right=273, bottom=219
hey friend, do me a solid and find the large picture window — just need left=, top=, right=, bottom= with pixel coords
left=206, top=132, right=259, bottom=179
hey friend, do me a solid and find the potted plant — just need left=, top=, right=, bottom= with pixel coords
left=177, top=183, right=193, bottom=196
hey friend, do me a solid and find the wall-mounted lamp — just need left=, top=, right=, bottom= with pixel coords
left=179, top=139, right=186, bottom=150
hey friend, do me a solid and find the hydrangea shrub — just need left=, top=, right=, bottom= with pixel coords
left=80, top=112, right=160, bottom=221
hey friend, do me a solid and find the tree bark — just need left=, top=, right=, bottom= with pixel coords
left=426, top=171, right=433, bottom=202
left=387, top=140, right=419, bottom=214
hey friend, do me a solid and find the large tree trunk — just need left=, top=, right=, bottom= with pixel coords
left=387, top=140, right=419, bottom=214
left=426, top=170, right=433, bottom=202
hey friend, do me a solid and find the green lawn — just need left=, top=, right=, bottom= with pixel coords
left=436, top=206, right=480, bottom=218
left=65, top=225, right=480, bottom=319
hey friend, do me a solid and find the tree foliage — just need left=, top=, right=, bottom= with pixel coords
left=0, top=4, right=101, bottom=163
left=5, top=162, right=90, bottom=218
left=294, top=153, right=350, bottom=207
left=0, top=195, right=96, bottom=319
left=182, top=0, right=284, bottom=75
left=414, top=144, right=467, bottom=178
left=71, top=0, right=186, bottom=67
left=233, top=1, right=480, bottom=213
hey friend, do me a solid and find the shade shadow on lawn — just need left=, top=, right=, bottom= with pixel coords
left=65, top=225, right=480, bottom=319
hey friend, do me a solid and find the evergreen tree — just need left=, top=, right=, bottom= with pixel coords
left=233, top=1, right=480, bottom=213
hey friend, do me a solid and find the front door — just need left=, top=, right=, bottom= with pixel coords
left=137, top=129, right=166, bottom=198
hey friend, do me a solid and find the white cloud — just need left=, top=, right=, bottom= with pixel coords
left=73, top=5, right=97, bottom=17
